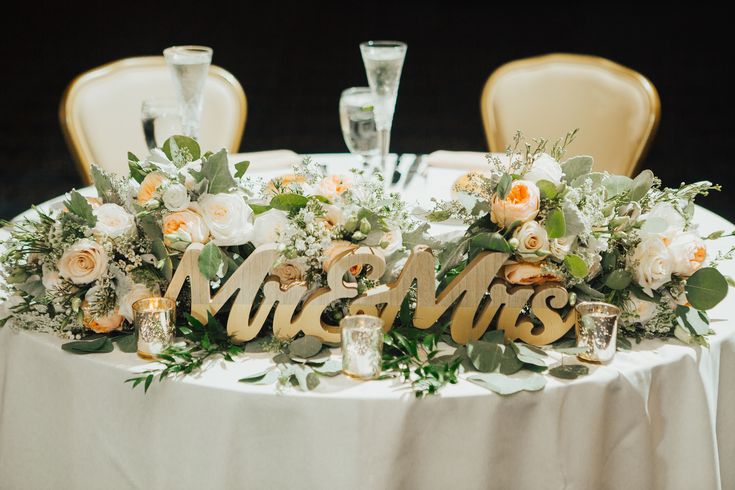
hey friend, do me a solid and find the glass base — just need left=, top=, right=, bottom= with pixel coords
left=342, top=369, right=380, bottom=381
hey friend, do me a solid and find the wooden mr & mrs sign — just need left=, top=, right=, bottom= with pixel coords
left=165, top=244, right=575, bottom=346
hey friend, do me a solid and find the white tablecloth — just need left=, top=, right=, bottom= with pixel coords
left=1, top=154, right=735, bottom=490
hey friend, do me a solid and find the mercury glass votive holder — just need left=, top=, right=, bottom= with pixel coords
left=132, top=297, right=176, bottom=359
left=575, top=301, right=620, bottom=363
left=341, top=314, right=384, bottom=380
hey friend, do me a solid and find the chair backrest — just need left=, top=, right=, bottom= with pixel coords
left=60, top=56, right=247, bottom=182
left=481, top=54, right=660, bottom=176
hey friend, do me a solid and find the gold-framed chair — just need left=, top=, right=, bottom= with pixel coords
left=60, top=56, right=247, bottom=183
left=481, top=53, right=660, bottom=176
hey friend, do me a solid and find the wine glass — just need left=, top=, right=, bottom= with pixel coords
left=141, top=97, right=182, bottom=149
left=163, top=45, right=213, bottom=140
left=339, top=87, right=379, bottom=167
left=359, top=41, right=407, bottom=175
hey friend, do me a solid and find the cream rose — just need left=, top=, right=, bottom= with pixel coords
left=272, top=260, right=306, bottom=287
left=490, top=180, right=540, bottom=228
left=624, top=295, right=658, bottom=326
left=162, top=208, right=210, bottom=247
left=503, top=262, right=563, bottom=285
left=629, top=236, right=674, bottom=290
left=93, top=203, right=136, bottom=238
left=162, top=183, right=190, bottom=212
left=549, top=235, right=576, bottom=262
left=137, top=172, right=168, bottom=203
left=198, top=193, right=254, bottom=246
left=668, top=231, right=706, bottom=277
left=41, top=265, right=61, bottom=290
left=524, top=153, right=563, bottom=185
left=57, top=239, right=108, bottom=285
left=119, top=283, right=158, bottom=322
left=514, top=221, right=549, bottom=263
left=317, top=174, right=352, bottom=201
left=251, top=209, right=290, bottom=247
left=322, top=205, right=345, bottom=229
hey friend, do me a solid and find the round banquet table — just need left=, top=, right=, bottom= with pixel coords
left=1, top=153, right=735, bottom=490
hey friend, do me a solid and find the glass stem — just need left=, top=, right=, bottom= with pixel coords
left=379, top=128, right=391, bottom=174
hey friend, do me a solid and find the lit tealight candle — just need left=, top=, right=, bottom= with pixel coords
left=132, top=297, right=176, bottom=359
left=340, top=314, right=384, bottom=380
left=575, top=301, right=620, bottom=363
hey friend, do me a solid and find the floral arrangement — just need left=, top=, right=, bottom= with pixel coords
left=1, top=131, right=732, bottom=397
left=428, top=130, right=732, bottom=345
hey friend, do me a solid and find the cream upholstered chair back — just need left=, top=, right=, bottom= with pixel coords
left=60, top=56, right=247, bottom=183
left=481, top=54, right=660, bottom=176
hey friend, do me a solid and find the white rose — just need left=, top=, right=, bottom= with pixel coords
left=378, top=228, right=403, bottom=256
left=514, top=221, right=549, bottom=263
left=624, top=295, right=658, bottom=326
left=41, top=265, right=62, bottom=290
left=524, top=153, right=563, bottom=185
left=251, top=209, right=290, bottom=247
left=322, top=205, right=345, bottom=228
left=119, top=283, right=158, bottom=322
left=57, top=239, right=109, bottom=285
left=490, top=180, right=540, bottom=227
left=642, top=203, right=686, bottom=237
left=93, top=203, right=136, bottom=238
left=198, top=193, right=254, bottom=246
left=549, top=235, right=576, bottom=261
left=629, top=236, right=674, bottom=290
left=162, top=183, right=190, bottom=212
left=668, top=231, right=706, bottom=277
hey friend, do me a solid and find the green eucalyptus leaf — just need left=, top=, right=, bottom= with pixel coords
left=496, top=173, right=513, bottom=199
left=61, top=337, right=114, bottom=354
left=198, top=242, right=225, bottom=281
left=467, top=341, right=502, bottom=372
left=676, top=305, right=710, bottom=335
left=510, top=342, right=548, bottom=367
left=604, top=270, right=633, bottom=290
left=571, top=172, right=606, bottom=189
left=293, top=365, right=320, bottom=391
left=249, top=203, right=272, bottom=215
left=685, top=267, right=728, bottom=310
left=313, top=358, right=342, bottom=377
left=536, top=179, right=558, bottom=200
left=467, top=372, right=547, bottom=395
left=270, top=193, right=309, bottom=212
left=289, top=336, right=323, bottom=358
left=65, top=190, right=97, bottom=227
left=629, top=169, right=654, bottom=201
left=272, top=353, right=292, bottom=364
left=162, top=135, right=201, bottom=165
left=561, top=156, right=593, bottom=183
left=498, top=345, right=524, bottom=375
left=481, top=329, right=505, bottom=344
left=91, top=165, right=125, bottom=205
left=239, top=369, right=272, bottom=383
left=113, top=333, right=137, bottom=353
left=546, top=208, right=566, bottom=239
left=603, top=175, right=633, bottom=197
left=549, top=364, right=589, bottom=379
left=564, top=254, right=588, bottom=279
left=234, top=160, right=250, bottom=179
left=469, top=232, right=512, bottom=254
left=200, top=149, right=237, bottom=194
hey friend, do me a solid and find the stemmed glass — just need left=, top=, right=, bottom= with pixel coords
left=163, top=45, right=213, bottom=140
left=339, top=87, right=379, bottom=167
left=360, top=41, right=407, bottom=175
left=141, top=97, right=182, bottom=149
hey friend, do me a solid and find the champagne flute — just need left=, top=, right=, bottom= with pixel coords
left=360, top=40, right=407, bottom=176
left=339, top=87, right=379, bottom=167
left=163, top=45, right=213, bottom=140
left=141, top=97, right=182, bottom=149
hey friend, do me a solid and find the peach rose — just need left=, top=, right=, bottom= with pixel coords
left=57, top=239, right=108, bottom=285
left=81, top=296, right=124, bottom=333
left=513, top=220, right=549, bottom=263
left=490, top=179, right=540, bottom=228
left=317, top=175, right=352, bottom=200
left=162, top=208, right=210, bottom=247
left=668, top=232, right=706, bottom=277
left=503, top=262, right=563, bottom=285
left=272, top=261, right=305, bottom=287
left=137, top=172, right=168, bottom=203
left=323, top=240, right=362, bottom=275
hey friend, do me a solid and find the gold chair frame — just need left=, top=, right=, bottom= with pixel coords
left=59, top=56, right=247, bottom=184
left=481, top=53, right=660, bottom=176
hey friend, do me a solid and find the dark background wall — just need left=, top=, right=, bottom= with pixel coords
left=2, top=4, right=733, bottom=222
